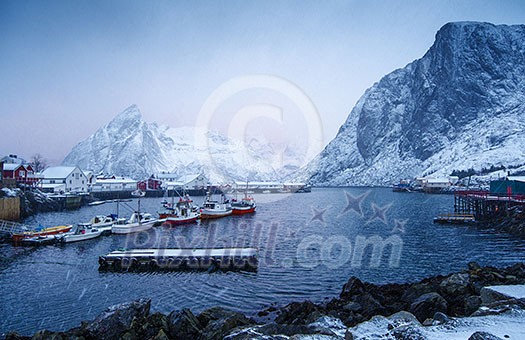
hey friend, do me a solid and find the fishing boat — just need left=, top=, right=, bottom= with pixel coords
left=58, top=225, right=102, bottom=243
left=231, top=196, right=256, bottom=215
left=160, top=196, right=200, bottom=226
left=111, top=212, right=157, bottom=234
left=12, top=224, right=73, bottom=242
left=200, top=192, right=232, bottom=219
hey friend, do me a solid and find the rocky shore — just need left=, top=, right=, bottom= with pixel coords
left=5, top=262, right=525, bottom=339
left=478, top=205, right=525, bottom=238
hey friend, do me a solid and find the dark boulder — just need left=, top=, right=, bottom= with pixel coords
left=274, top=301, right=323, bottom=325
left=468, top=331, right=504, bottom=340
left=401, top=283, right=434, bottom=304
left=168, top=308, right=202, bottom=339
left=463, top=295, right=482, bottom=316
left=439, top=273, right=470, bottom=297
left=5, top=332, right=30, bottom=340
left=197, top=307, right=253, bottom=340
left=409, top=293, right=447, bottom=322
left=340, top=277, right=366, bottom=299
left=85, top=298, right=151, bottom=340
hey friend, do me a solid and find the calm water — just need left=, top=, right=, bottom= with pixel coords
left=1, top=188, right=524, bottom=335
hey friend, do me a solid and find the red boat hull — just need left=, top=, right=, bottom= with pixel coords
left=231, top=207, right=256, bottom=215
left=162, top=216, right=198, bottom=226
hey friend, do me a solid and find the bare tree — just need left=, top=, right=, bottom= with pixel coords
left=30, top=153, right=47, bottom=172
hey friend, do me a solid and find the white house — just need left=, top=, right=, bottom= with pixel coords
left=90, top=177, right=138, bottom=192
left=41, top=166, right=88, bottom=193
left=158, top=173, right=209, bottom=190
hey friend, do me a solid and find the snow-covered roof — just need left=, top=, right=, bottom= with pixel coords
left=178, top=174, right=205, bottom=184
left=94, top=178, right=137, bottom=184
left=2, top=163, right=24, bottom=171
left=42, top=166, right=80, bottom=179
left=508, top=176, right=525, bottom=183
left=0, top=155, right=26, bottom=164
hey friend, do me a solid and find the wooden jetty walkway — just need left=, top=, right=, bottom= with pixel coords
left=454, top=190, right=525, bottom=220
left=433, top=213, right=476, bottom=224
left=99, top=247, right=258, bottom=272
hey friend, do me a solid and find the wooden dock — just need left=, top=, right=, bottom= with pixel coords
left=433, top=213, right=476, bottom=224
left=98, top=247, right=258, bottom=272
left=454, top=190, right=525, bottom=220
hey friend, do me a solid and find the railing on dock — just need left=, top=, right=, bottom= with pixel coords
left=0, top=219, right=32, bottom=235
left=454, top=190, right=525, bottom=219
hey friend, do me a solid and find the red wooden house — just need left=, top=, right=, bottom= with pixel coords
left=2, top=163, right=41, bottom=186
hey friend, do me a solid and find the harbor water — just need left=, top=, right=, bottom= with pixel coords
left=1, top=187, right=524, bottom=335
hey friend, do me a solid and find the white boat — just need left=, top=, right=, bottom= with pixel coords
left=200, top=192, right=232, bottom=220
left=79, top=214, right=119, bottom=234
left=111, top=212, right=157, bottom=234
left=58, top=225, right=102, bottom=243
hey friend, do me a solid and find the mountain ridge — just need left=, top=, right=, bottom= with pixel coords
left=62, top=105, right=303, bottom=182
left=303, top=21, right=525, bottom=186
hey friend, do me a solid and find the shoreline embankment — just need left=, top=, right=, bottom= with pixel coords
left=5, top=262, right=525, bottom=339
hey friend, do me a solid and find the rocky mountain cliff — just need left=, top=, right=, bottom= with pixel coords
left=62, top=105, right=303, bottom=182
left=305, top=22, right=525, bottom=186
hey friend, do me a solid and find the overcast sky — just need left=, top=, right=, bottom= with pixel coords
left=1, top=0, right=524, bottom=164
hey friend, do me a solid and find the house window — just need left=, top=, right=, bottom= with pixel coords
left=19, top=170, right=25, bottom=177
left=76, top=173, right=79, bottom=179
left=70, top=180, right=72, bottom=184
left=82, top=180, right=84, bottom=184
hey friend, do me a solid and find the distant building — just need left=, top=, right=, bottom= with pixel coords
left=91, top=177, right=138, bottom=193
left=41, top=166, right=88, bottom=193
left=156, top=173, right=209, bottom=190
left=2, top=163, right=42, bottom=186
left=0, top=154, right=26, bottom=165
left=137, top=177, right=163, bottom=191
left=490, top=176, right=525, bottom=196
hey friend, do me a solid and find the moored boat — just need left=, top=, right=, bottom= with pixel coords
left=12, top=224, right=73, bottom=242
left=200, top=192, right=232, bottom=219
left=111, top=212, right=157, bottom=234
left=161, top=196, right=200, bottom=226
left=58, top=225, right=103, bottom=243
left=231, top=196, right=256, bottom=215
left=79, top=214, right=119, bottom=235
left=19, top=234, right=59, bottom=246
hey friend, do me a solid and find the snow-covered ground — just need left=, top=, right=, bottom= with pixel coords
left=350, top=309, right=525, bottom=340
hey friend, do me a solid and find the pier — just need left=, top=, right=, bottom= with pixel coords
left=454, top=190, right=525, bottom=220
left=98, top=247, right=258, bottom=272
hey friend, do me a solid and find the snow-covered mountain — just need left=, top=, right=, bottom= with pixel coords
left=304, top=22, right=525, bottom=186
left=62, top=105, right=305, bottom=182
